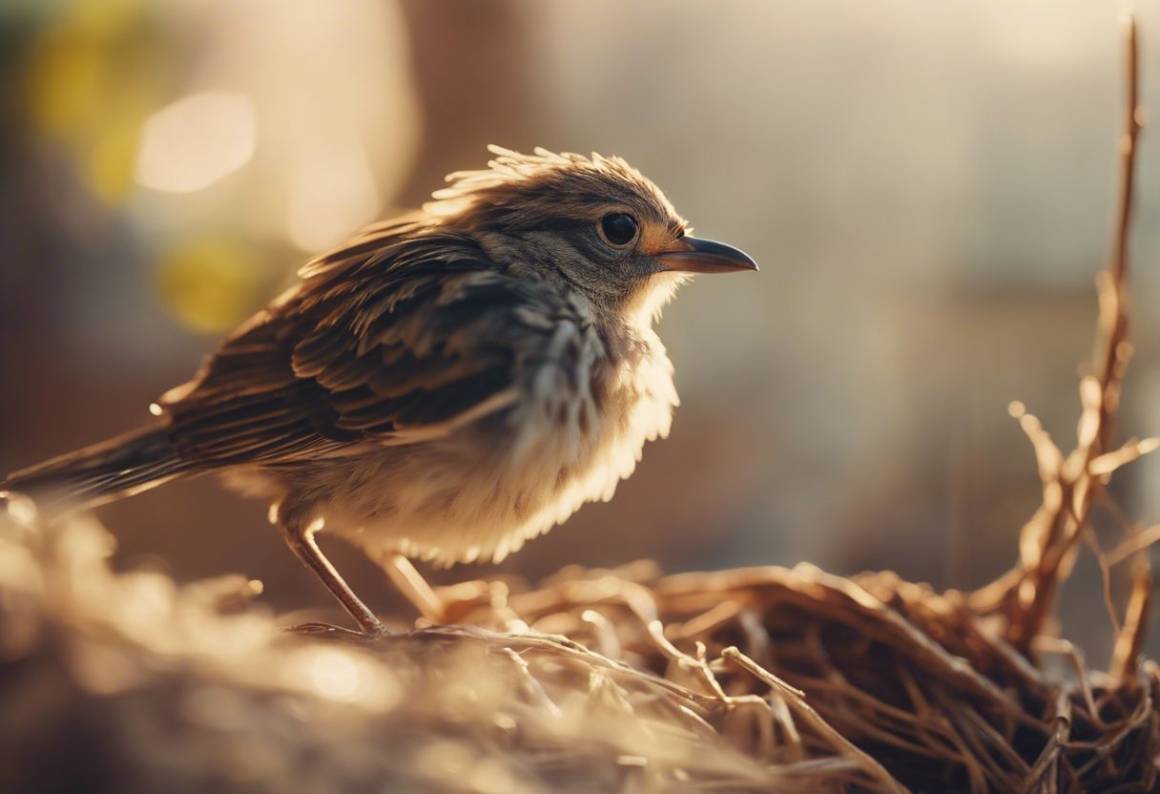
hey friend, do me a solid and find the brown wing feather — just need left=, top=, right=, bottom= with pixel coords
left=156, top=226, right=574, bottom=468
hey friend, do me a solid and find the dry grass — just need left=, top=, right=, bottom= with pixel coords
left=2, top=496, right=1157, bottom=792
left=2, top=17, right=1159, bottom=794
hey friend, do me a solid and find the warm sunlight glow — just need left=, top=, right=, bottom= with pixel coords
left=135, top=90, right=256, bottom=192
left=306, top=648, right=361, bottom=702
left=285, top=130, right=380, bottom=251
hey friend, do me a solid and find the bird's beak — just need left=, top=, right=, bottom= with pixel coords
left=654, top=236, right=758, bottom=274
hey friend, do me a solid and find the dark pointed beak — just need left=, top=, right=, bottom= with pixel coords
left=655, top=236, right=758, bottom=274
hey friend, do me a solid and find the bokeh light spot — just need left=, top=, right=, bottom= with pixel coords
left=85, top=115, right=140, bottom=203
left=136, top=91, right=256, bottom=193
left=27, top=32, right=107, bottom=139
left=306, top=648, right=361, bottom=702
left=155, top=238, right=267, bottom=333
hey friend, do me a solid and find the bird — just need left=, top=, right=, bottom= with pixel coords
left=2, top=146, right=756, bottom=636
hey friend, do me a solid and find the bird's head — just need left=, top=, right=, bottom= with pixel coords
left=426, top=146, right=757, bottom=325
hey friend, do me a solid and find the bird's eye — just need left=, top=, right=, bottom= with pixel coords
left=598, top=213, right=639, bottom=247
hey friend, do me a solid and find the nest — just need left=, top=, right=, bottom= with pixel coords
left=0, top=503, right=1157, bottom=792
left=2, top=17, right=1158, bottom=794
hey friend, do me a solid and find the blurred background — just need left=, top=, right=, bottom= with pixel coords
left=1, top=0, right=1159, bottom=661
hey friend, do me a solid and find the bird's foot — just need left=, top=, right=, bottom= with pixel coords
left=285, top=620, right=392, bottom=641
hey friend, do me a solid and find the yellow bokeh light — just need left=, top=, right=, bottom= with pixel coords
left=155, top=237, right=267, bottom=333
left=26, top=31, right=107, bottom=140
left=85, top=114, right=141, bottom=203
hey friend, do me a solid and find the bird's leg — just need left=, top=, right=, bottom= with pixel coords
left=376, top=552, right=446, bottom=624
left=274, top=504, right=388, bottom=637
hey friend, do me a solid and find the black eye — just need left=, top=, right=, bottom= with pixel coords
left=598, top=213, right=639, bottom=247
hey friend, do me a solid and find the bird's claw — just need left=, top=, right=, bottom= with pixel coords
left=285, top=620, right=392, bottom=641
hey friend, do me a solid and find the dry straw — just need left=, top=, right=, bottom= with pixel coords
left=2, top=17, right=1159, bottom=794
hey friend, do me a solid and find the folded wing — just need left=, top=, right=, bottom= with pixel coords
left=158, top=225, right=576, bottom=468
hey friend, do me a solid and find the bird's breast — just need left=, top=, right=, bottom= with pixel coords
left=496, top=325, right=678, bottom=540
left=324, top=325, right=678, bottom=566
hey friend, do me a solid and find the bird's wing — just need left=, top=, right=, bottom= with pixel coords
left=157, top=226, right=581, bottom=467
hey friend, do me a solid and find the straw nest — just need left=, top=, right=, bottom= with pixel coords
left=0, top=501, right=1157, bottom=793
left=1, top=18, right=1157, bottom=794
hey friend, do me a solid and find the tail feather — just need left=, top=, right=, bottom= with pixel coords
left=2, top=426, right=188, bottom=510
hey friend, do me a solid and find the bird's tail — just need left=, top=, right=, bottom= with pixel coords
left=2, top=426, right=188, bottom=510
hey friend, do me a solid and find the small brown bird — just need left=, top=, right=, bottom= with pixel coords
left=3, top=146, right=756, bottom=635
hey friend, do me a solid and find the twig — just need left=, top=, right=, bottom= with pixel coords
left=722, top=647, right=910, bottom=794
left=994, top=15, right=1146, bottom=656
left=1111, top=558, right=1152, bottom=681
left=1106, top=523, right=1160, bottom=566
